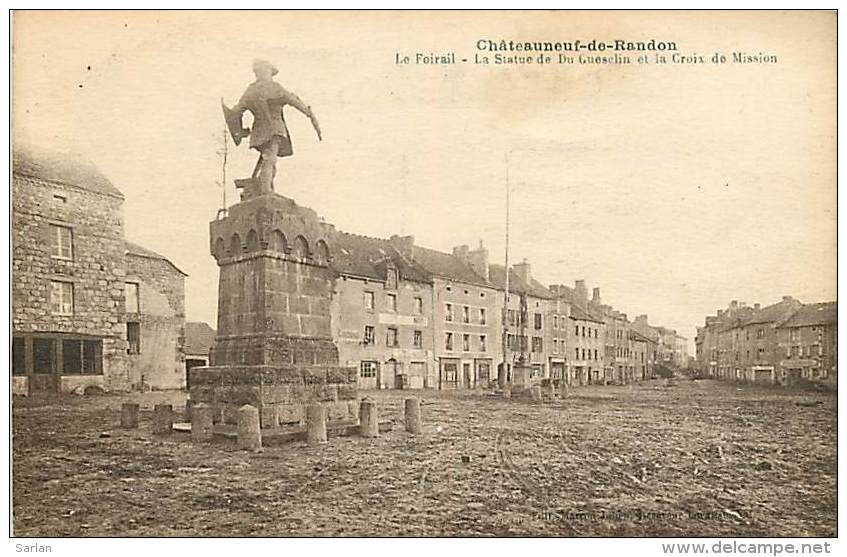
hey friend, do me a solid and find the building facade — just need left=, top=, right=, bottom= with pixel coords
left=12, top=147, right=187, bottom=394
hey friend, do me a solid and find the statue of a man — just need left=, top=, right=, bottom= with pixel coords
left=223, top=59, right=322, bottom=194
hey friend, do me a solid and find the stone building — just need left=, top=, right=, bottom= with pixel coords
left=775, top=302, right=837, bottom=386
left=490, top=260, right=552, bottom=383
left=331, top=233, right=434, bottom=389
left=11, top=146, right=187, bottom=394
left=125, top=242, right=187, bottom=390
left=695, top=297, right=836, bottom=387
left=549, top=282, right=605, bottom=386
left=414, top=243, right=500, bottom=389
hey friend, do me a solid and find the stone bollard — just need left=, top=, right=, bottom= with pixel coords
left=359, top=399, right=379, bottom=438
left=544, top=382, right=556, bottom=400
left=120, top=402, right=140, bottom=429
left=306, top=403, right=328, bottom=445
left=405, top=397, right=422, bottom=434
left=191, top=402, right=214, bottom=442
left=559, top=381, right=570, bottom=399
left=152, top=404, right=174, bottom=435
left=347, top=400, right=360, bottom=423
left=237, top=404, right=262, bottom=451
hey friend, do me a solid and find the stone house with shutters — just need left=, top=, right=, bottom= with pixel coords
left=11, top=146, right=187, bottom=394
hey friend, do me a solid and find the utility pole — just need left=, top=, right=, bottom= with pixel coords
left=215, top=126, right=229, bottom=220
left=499, top=151, right=511, bottom=389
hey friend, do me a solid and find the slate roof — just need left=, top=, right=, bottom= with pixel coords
left=741, top=299, right=800, bottom=327
left=331, top=232, right=431, bottom=284
left=13, top=145, right=125, bottom=199
left=488, top=264, right=551, bottom=299
left=184, top=321, right=216, bottom=356
left=569, top=303, right=603, bottom=323
left=777, top=302, right=837, bottom=328
left=407, top=244, right=488, bottom=287
left=125, top=240, right=188, bottom=276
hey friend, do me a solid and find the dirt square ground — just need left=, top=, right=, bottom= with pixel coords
left=12, top=378, right=836, bottom=537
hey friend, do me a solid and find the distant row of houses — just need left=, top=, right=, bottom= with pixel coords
left=12, top=145, right=690, bottom=394
left=694, top=298, right=837, bottom=387
left=329, top=233, right=691, bottom=390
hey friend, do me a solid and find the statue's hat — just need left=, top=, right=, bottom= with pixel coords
left=253, top=58, right=279, bottom=76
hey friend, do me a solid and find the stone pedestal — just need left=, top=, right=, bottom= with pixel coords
left=189, top=193, right=357, bottom=427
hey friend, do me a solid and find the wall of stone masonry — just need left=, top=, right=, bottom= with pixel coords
left=12, top=173, right=130, bottom=390
left=125, top=253, right=186, bottom=390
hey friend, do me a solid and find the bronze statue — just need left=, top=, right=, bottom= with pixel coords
left=222, top=59, right=322, bottom=195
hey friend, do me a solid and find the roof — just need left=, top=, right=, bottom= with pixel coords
left=777, top=302, right=837, bottom=328
left=13, top=145, right=125, bottom=199
left=741, top=299, right=801, bottom=327
left=184, top=321, right=216, bottom=356
left=630, top=329, right=657, bottom=344
left=125, top=240, right=188, bottom=276
left=408, top=244, right=489, bottom=287
left=569, top=303, right=603, bottom=323
left=331, top=232, right=431, bottom=284
left=488, top=264, right=551, bottom=299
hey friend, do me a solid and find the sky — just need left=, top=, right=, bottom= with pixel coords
left=12, top=11, right=836, bottom=348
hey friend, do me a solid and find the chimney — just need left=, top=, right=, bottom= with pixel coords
left=731, top=300, right=738, bottom=309
left=467, top=240, right=489, bottom=281
left=452, top=244, right=469, bottom=259
left=754, top=303, right=760, bottom=311
left=513, top=259, right=531, bottom=285
left=782, top=295, right=793, bottom=303
left=574, top=280, right=588, bottom=304
left=592, top=287, right=602, bottom=304
left=389, top=235, right=415, bottom=261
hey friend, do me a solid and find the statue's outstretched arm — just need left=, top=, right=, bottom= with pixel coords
left=287, top=92, right=322, bottom=141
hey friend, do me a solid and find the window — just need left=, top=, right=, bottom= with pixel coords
left=553, top=316, right=558, bottom=329
left=445, top=303, right=453, bottom=322
left=33, top=338, right=55, bottom=374
left=12, top=337, right=26, bottom=376
left=386, top=327, right=398, bottom=347
left=462, top=306, right=470, bottom=323
left=575, top=348, right=579, bottom=360
left=360, top=361, right=378, bottom=378
left=462, top=334, right=470, bottom=352
left=363, top=326, right=375, bottom=345
left=534, top=313, right=542, bottom=330
left=479, top=308, right=486, bottom=325
left=364, top=291, right=375, bottom=310
left=387, top=269, right=398, bottom=290
left=445, top=332, right=454, bottom=351
left=582, top=326, right=586, bottom=337
left=125, top=282, right=140, bottom=313
left=413, top=330, right=423, bottom=348
left=594, top=349, right=598, bottom=360
left=50, top=281, right=73, bottom=315
left=508, top=309, right=517, bottom=326
left=414, top=297, right=423, bottom=315
left=790, top=345, right=799, bottom=357
left=757, top=328, right=765, bottom=339
left=480, top=335, right=487, bottom=352
left=594, top=329, right=598, bottom=338
left=581, top=348, right=586, bottom=360
left=442, top=362, right=458, bottom=383
left=50, top=224, right=73, bottom=259
left=553, top=339, right=558, bottom=353
left=790, top=328, right=800, bottom=341
left=386, top=293, right=397, bottom=312
left=532, top=337, right=542, bottom=353
left=61, top=339, right=103, bottom=375
left=757, top=347, right=765, bottom=359
left=127, top=322, right=141, bottom=354
left=575, top=325, right=579, bottom=336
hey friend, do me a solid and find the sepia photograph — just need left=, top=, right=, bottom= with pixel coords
left=7, top=9, right=837, bottom=543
